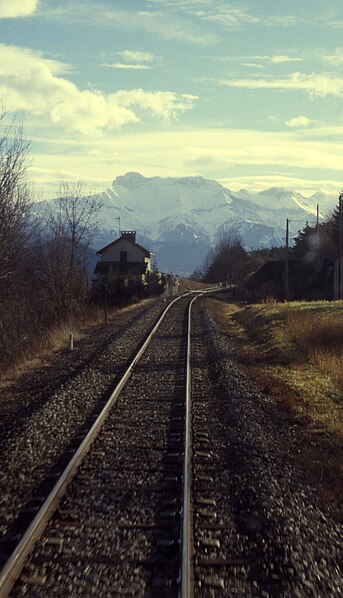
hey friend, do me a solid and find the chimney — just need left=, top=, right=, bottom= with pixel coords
left=121, top=230, right=136, bottom=244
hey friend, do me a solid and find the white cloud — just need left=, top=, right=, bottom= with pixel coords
left=321, top=48, right=343, bottom=66
left=286, top=115, right=313, bottom=128
left=327, top=20, right=343, bottom=29
left=213, top=53, right=302, bottom=66
left=196, top=5, right=260, bottom=28
left=28, top=126, right=343, bottom=198
left=150, top=0, right=260, bottom=27
left=0, top=44, right=197, bottom=136
left=151, top=0, right=302, bottom=31
left=0, top=43, right=70, bottom=76
left=242, top=63, right=265, bottom=69
left=101, top=50, right=158, bottom=70
left=219, top=175, right=341, bottom=197
left=41, top=4, right=216, bottom=45
left=219, top=72, right=343, bottom=98
left=117, top=50, right=156, bottom=63
left=270, top=54, right=302, bottom=63
left=0, top=0, right=38, bottom=18
left=267, top=15, right=299, bottom=27
left=112, top=89, right=197, bottom=121
left=101, top=63, right=151, bottom=70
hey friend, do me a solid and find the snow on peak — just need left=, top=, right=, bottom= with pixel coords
left=113, top=172, right=146, bottom=188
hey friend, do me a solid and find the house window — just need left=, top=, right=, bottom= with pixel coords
left=120, top=251, right=127, bottom=264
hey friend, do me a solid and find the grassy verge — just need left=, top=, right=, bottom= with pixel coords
left=0, top=299, right=156, bottom=387
left=206, top=297, right=343, bottom=520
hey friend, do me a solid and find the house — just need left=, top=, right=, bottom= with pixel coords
left=94, top=231, right=153, bottom=284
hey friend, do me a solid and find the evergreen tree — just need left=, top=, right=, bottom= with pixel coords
left=325, top=192, right=343, bottom=258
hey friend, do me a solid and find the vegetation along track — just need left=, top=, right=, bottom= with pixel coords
left=0, top=292, right=206, bottom=596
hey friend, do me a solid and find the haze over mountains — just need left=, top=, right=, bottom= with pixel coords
left=93, top=173, right=337, bottom=275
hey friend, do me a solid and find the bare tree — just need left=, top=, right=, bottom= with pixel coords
left=0, top=109, right=44, bottom=368
left=202, top=230, right=250, bottom=284
left=46, top=181, right=102, bottom=316
left=0, top=111, right=33, bottom=284
left=56, top=181, right=101, bottom=273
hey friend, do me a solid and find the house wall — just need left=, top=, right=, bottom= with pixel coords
left=100, top=238, right=148, bottom=263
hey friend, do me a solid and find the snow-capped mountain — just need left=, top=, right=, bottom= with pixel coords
left=39, top=172, right=338, bottom=276
left=93, top=172, right=337, bottom=275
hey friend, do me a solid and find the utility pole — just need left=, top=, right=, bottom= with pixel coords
left=316, top=204, right=320, bottom=250
left=340, top=193, right=343, bottom=300
left=114, top=216, right=121, bottom=237
left=104, top=283, right=108, bottom=325
left=285, top=218, right=289, bottom=299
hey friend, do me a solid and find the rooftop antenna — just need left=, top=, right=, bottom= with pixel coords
left=114, top=216, right=121, bottom=237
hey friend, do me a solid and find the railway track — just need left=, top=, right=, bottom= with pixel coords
left=1, top=290, right=342, bottom=596
left=0, top=292, right=210, bottom=597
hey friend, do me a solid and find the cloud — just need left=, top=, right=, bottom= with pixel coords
left=101, top=50, right=158, bottom=70
left=269, top=54, right=302, bottom=64
left=213, top=53, right=302, bottom=66
left=286, top=115, right=313, bottom=128
left=195, top=5, right=260, bottom=28
left=242, top=63, right=265, bottom=69
left=112, top=89, right=197, bottom=121
left=0, top=0, right=38, bottom=18
left=28, top=125, right=343, bottom=198
left=0, top=43, right=69, bottom=76
left=151, top=0, right=302, bottom=30
left=267, top=15, right=299, bottom=27
left=117, top=50, right=156, bottom=63
left=219, top=72, right=343, bottom=98
left=41, top=3, right=216, bottom=45
left=101, top=63, right=151, bottom=70
left=327, top=20, right=343, bottom=29
left=0, top=44, right=197, bottom=136
left=321, top=47, right=343, bottom=66
left=219, top=175, right=341, bottom=197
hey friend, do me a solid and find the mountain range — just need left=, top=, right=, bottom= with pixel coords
left=93, top=172, right=337, bottom=275
left=39, top=172, right=338, bottom=276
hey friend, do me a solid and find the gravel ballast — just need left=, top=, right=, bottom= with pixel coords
left=0, top=295, right=342, bottom=596
left=193, top=301, right=342, bottom=596
left=0, top=300, right=166, bottom=539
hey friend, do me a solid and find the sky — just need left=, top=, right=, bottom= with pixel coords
left=1, top=0, right=343, bottom=198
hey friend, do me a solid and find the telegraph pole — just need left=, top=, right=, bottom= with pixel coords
left=115, top=216, right=121, bottom=237
left=316, top=203, right=320, bottom=250
left=340, top=193, right=343, bottom=300
left=285, top=218, right=289, bottom=299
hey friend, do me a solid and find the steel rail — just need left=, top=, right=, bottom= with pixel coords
left=0, top=293, right=188, bottom=598
left=180, top=294, right=199, bottom=598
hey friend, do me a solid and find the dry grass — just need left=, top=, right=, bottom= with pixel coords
left=209, top=299, right=343, bottom=436
left=287, top=306, right=343, bottom=387
left=0, top=299, right=156, bottom=388
left=206, top=297, right=343, bottom=520
left=178, top=278, right=209, bottom=291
